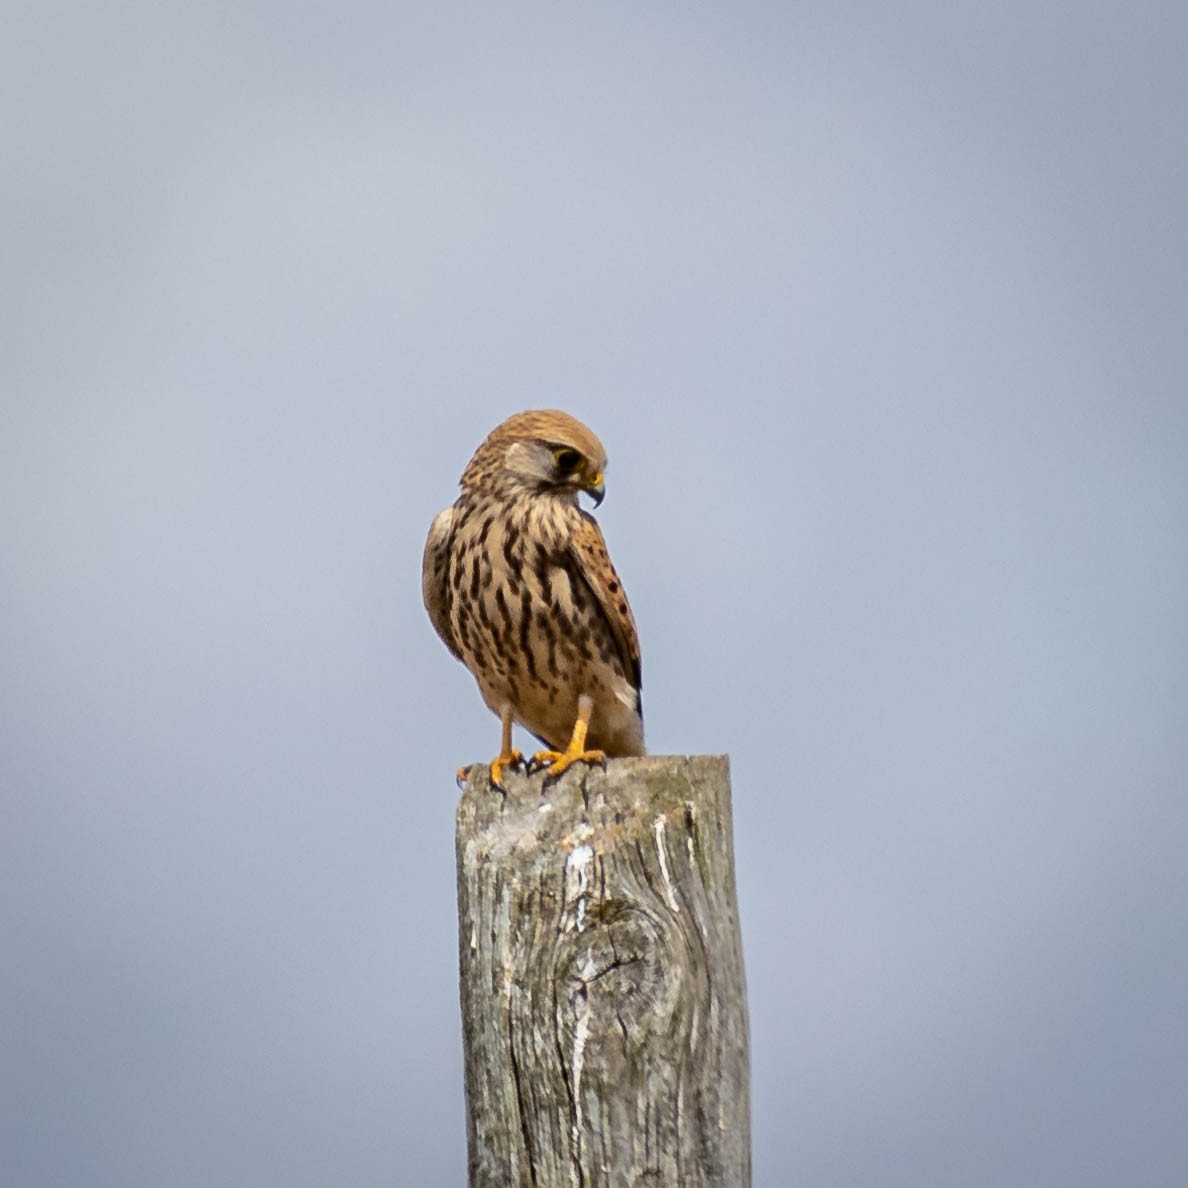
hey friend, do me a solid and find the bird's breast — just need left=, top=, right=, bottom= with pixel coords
left=446, top=498, right=639, bottom=753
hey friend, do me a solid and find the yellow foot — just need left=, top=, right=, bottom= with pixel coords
left=490, top=750, right=524, bottom=790
left=531, top=746, right=607, bottom=783
left=455, top=750, right=523, bottom=791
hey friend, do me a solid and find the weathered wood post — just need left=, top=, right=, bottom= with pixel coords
left=456, top=754, right=750, bottom=1187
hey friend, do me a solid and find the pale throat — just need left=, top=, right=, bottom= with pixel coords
left=503, top=484, right=580, bottom=551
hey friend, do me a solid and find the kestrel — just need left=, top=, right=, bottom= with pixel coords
left=422, top=410, right=644, bottom=787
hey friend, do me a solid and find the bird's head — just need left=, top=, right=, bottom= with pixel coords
left=463, top=410, right=608, bottom=507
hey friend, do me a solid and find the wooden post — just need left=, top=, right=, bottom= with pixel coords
left=456, top=755, right=750, bottom=1187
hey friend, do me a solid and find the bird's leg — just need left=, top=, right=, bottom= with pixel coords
left=457, top=704, right=524, bottom=790
left=532, top=694, right=607, bottom=782
left=489, top=706, right=524, bottom=788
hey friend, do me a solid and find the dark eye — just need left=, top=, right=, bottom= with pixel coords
left=553, top=448, right=581, bottom=473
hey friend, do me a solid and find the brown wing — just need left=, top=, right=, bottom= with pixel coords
left=422, top=505, right=463, bottom=662
left=569, top=511, right=643, bottom=709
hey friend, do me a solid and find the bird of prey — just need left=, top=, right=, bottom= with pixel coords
left=422, top=410, right=644, bottom=787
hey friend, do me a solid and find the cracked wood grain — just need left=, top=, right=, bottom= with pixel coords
left=456, top=755, right=750, bottom=1187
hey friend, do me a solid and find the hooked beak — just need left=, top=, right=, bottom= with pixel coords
left=583, top=471, right=605, bottom=507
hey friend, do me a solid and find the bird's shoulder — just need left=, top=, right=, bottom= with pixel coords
left=422, top=504, right=463, bottom=662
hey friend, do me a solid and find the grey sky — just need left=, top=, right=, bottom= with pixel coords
left=4, top=3, right=1187, bottom=1185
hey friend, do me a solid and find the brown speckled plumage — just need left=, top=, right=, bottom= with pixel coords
left=423, top=410, right=643, bottom=779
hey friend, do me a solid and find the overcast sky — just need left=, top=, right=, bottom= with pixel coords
left=4, top=3, right=1187, bottom=1185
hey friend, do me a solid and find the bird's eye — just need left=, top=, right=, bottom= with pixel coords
left=553, top=448, right=581, bottom=473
